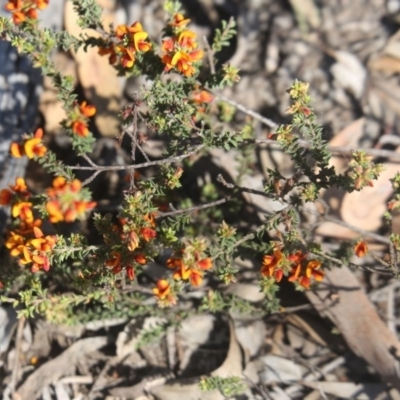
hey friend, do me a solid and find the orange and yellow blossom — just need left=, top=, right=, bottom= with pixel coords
left=5, top=0, right=48, bottom=24
left=78, top=101, right=95, bottom=117
left=10, top=227, right=56, bottom=272
left=70, top=101, right=96, bottom=137
left=161, top=37, right=175, bottom=53
left=140, top=227, right=156, bottom=241
left=72, top=121, right=89, bottom=137
left=167, top=49, right=204, bottom=77
left=0, top=177, right=30, bottom=206
left=5, top=231, right=25, bottom=256
left=161, top=16, right=204, bottom=78
left=118, top=46, right=136, bottom=69
left=197, top=257, right=212, bottom=270
left=134, top=253, right=147, bottom=265
left=45, top=177, right=96, bottom=223
left=132, top=30, right=151, bottom=53
left=172, top=265, right=192, bottom=281
left=105, top=251, right=122, bottom=273
left=288, top=255, right=324, bottom=289
left=30, top=226, right=56, bottom=252
left=12, top=201, right=34, bottom=223
left=355, top=240, right=368, bottom=258
left=169, top=13, right=191, bottom=28
left=261, top=248, right=284, bottom=282
left=152, top=279, right=171, bottom=300
left=101, top=21, right=151, bottom=69
left=10, top=128, right=47, bottom=159
left=167, top=253, right=212, bottom=287
left=105, top=251, right=137, bottom=279
left=28, top=227, right=56, bottom=272
left=126, top=230, right=140, bottom=251
left=33, top=0, right=49, bottom=10
left=189, top=269, right=203, bottom=287
left=15, top=219, right=42, bottom=236
left=192, top=89, right=214, bottom=105
left=10, top=177, right=28, bottom=193
left=177, top=30, right=198, bottom=51
left=143, top=213, right=156, bottom=228
left=126, top=265, right=135, bottom=280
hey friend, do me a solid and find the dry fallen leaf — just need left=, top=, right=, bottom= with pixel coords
left=307, top=265, right=400, bottom=390
left=17, top=337, right=107, bottom=400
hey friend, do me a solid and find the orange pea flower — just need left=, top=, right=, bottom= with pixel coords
left=127, top=231, right=140, bottom=251
left=167, top=257, right=183, bottom=269
left=177, top=30, right=198, bottom=50
left=261, top=248, right=284, bottom=281
left=134, top=253, right=147, bottom=265
left=70, top=101, right=96, bottom=137
left=126, top=265, right=135, bottom=280
left=12, top=201, right=34, bottom=223
left=46, top=201, right=64, bottom=223
left=79, top=101, right=96, bottom=117
left=0, top=189, right=13, bottom=206
left=71, top=121, right=88, bottom=137
left=355, top=241, right=368, bottom=258
left=169, top=13, right=191, bottom=28
left=153, top=279, right=171, bottom=300
left=132, top=30, right=151, bottom=52
left=170, top=50, right=204, bottom=77
left=102, top=21, right=151, bottom=69
left=140, top=227, right=156, bottom=241
left=10, top=128, right=47, bottom=159
left=173, top=266, right=192, bottom=281
left=10, top=177, right=28, bottom=193
left=117, top=45, right=136, bottom=69
left=45, top=177, right=96, bottom=223
left=189, top=269, right=203, bottom=286
left=5, top=232, right=25, bottom=256
left=192, top=90, right=214, bottom=105
left=161, top=37, right=175, bottom=53
left=105, top=252, right=122, bottom=269
left=30, top=226, right=56, bottom=250
left=288, top=255, right=324, bottom=289
left=0, top=176, right=29, bottom=203
left=198, top=258, right=212, bottom=270
left=5, top=0, right=48, bottom=24
left=34, top=0, right=49, bottom=10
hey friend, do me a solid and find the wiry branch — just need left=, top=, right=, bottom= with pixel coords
left=157, top=197, right=231, bottom=218
left=216, top=93, right=400, bottom=163
left=70, top=144, right=204, bottom=172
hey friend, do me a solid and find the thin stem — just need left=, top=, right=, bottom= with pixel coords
left=203, top=35, right=216, bottom=75
left=157, top=197, right=231, bottom=218
left=321, top=215, right=390, bottom=245
left=214, top=93, right=278, bottom=130
left=217, top=174, right=269, bottom=197
left=69, top=144, right=205, bottom=171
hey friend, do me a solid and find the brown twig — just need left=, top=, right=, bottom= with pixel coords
left=157, top=196, right=231, bottom=218
left=216, top=93, right=400, bottom=162
left=256, top=138, right=400, bottom=162
left=216, top=174, right=269, bottom=197
left=214, top=93, right=278, bottom=130
left=69, top=144, right=205, bottom=171
left=320, top=214, right=390, bottom=245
